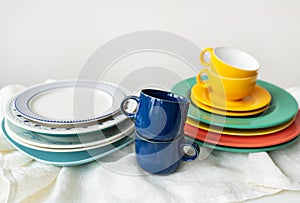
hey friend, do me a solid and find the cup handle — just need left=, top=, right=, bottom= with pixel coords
left=120, top=95, right=140, bottom=119
left=196, top=68, right=210, bottom=88
left=199, top=47, right=213, bottom=66
left=181, top=139, right=200, bottom=162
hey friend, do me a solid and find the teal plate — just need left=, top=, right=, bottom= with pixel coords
left=1, top=119, right=134, bottom=166
left=171, top=77, right=298, bottom=129
left=186, top=135, right=300, bottom=153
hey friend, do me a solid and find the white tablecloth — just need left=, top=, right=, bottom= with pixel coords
left=1, top=84, right=300, bottom=203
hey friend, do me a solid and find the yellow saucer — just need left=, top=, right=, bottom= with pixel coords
left=186, top=116, right=296, bottom=136
left=191, top=93, right=270, bottom=117
left=191, top=83, right=272, bottom=111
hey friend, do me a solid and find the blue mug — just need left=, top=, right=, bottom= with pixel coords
left=120, top=89, right=190, bottom=141
left=135, top=132, right=200, bottom=175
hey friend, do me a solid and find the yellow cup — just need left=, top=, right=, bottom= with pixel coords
left=200, top=47, right=259, bottom=78
left=196, top=68, right=257, bottom=101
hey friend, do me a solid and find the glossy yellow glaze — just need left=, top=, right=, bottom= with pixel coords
left=199, top=47, right=259, bottom=78
left=191, top=82, right=271, bottom=111
left=196, top=68, right=258, bottom=101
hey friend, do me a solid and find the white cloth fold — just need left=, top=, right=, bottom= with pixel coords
left=1, top=84, right=300, bottom=203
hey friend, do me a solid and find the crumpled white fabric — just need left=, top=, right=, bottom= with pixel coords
left=0, top=85, right=60, bottom=203
left=0, top=84, right=300, bottom=203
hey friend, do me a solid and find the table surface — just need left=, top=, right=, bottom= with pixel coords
left=247, top=191, right=300, bottom=203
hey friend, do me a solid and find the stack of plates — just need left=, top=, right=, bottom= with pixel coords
left=1, top=81, right=136, bottom=166
left=171, top=77, right=300, bottom=153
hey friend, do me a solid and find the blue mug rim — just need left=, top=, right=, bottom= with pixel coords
left=141, top=89, right=190, bottom=104
left=135, top=131, right=185, bottom=143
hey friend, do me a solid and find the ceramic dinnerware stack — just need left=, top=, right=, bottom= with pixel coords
left=171, top=47, right=300, bottom=153
left=1, top=80, right=136, bottom=166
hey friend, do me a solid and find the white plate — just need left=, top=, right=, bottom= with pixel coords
left=4, top=97, right=136, bottom=135
left=1, top=119, right=134, bottom=166
left=14, top=80, right=126, bottom=124
left=4, top=119, right=134, bottom=152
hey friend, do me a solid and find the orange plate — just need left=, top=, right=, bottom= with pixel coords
left=184, top=111, right=300, bottom=148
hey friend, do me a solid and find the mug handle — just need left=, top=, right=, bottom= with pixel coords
left=120, top=95, right=140, bottom=119
left=196, top=68, right=210, bottom=88
left=199, top=47, right=213, bottom=66
left=181, top=139, right=200, bottom=162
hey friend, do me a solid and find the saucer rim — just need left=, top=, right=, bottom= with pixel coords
left=190, top=83, right=272, bottom=112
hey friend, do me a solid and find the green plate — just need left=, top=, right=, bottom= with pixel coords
left=171, top=77, right=298, bottom=129
left=187, top=135, right=300, bottom=153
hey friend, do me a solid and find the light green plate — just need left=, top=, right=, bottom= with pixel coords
left=187, top=135, right=300, bottom=153
left=171, top=77, right=298, bottom=129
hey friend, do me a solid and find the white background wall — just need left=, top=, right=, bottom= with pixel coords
left=1, top=0, right=300, bottom=89
left=1, top=1, right=300, bottom=202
